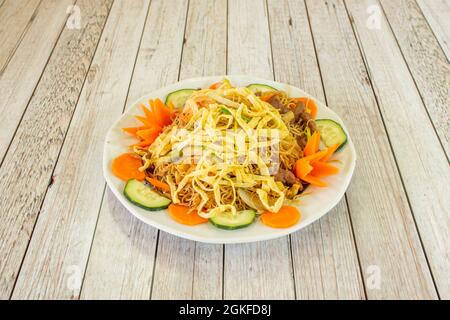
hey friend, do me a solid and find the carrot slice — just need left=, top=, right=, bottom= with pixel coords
left=168, top=204, right=208, bottom=226
left=260, top=92, right=277, bottom=102
left=302, top=149, right=328, bottom=163
left=321, top=143, right=340, bottom=162
left=209, top=82, right=222, bottom=89
left=122, top=126, right=145, bottom=137
left=301, top=174, right=328, bottom=187
left=135, top=115, right=153, bottom=127
left=295, top=97, right=318, bottom=118
left=151, top=99, right=172, bottom=127
left=295, top=159, right=313, bottom=179
left=310, top=161, right=339, bottom=178
left=111, top=153, right=145, bottom=181
left=136, top=127, right=161, bottom=142
left=146, top=177, right=171, bottom=192
left=261, top=206, right=301, bottom=228
left=141, top=104, right=154, bottom=120
left=303, top=131, right=320, bottom=156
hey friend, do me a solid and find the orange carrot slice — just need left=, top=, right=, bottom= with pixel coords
left=146, top=177, right=171, bottom=192
left=321, top=143, right=340, bottom=162
left=111, top=153, right=145, bottom=181
left=261, top=206, right=301, bottom=228
left=136, top=127, right=161, bottom=142
left=168, top=204, right=208, bottom=226
left=310, top=161, right=339, bottom=178
left=303, top=131, right=320, bottom=156
left=301, top=174, right=328, bottom=187
left=122, top=126, right=145, bottom=137
left=295, top=159, right=313, bottom=179
left=209, top=82, right=222, bottom=89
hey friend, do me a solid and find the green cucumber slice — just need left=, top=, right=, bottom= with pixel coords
left=210, top=210, right=256, bottom=230
left=124, top=179, right=171, bottom=211
left=247, top=83, right=277, bottom=94
left=316, top=119, right=348, bottom=150
left=165, top=89, right=196, bottom=108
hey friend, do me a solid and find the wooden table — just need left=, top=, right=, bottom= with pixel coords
left=0, top=0, right=448, bottom=300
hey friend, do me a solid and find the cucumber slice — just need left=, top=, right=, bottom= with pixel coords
left=247, top=83, right=277, bottom=94
left=210, top=210, right=256, bottom=230
left=165, top=89, right=196, bottom=108
left=124, top=179, right=171, bottom=211
left=316, top=119, right=348, bottom=150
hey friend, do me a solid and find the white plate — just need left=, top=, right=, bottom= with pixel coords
left=103, top=75, right=356, bottom=244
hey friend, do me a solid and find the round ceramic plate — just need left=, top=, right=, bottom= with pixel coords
left=103, top=75, right=356, bottom=244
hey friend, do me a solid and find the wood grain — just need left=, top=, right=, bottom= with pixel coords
left=305, top=0, right=436, bottom=299
left=268, top=0, right=365, bottom=299
left=0, top=0, right=112, bottom=299
left=82, top=0, right=188, bottom=300
left=11, top=0, right=150, bottom=299
left=416, top=0, right=450, bottom=61
left=224, top=0, right=295, bottom=300
left=380, top=0, right=450, bottom=158
left=0, top=0, right=75, bottom=163
left=346, top=0, right=450, bottom=299
left=150, top=0, right=226, bottom=300
left=0, top=0, right=41, bottom=73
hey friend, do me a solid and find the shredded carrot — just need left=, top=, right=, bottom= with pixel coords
left=303, top=131, right=320, bottom=156
left=168, top=204, right=208, bottom=226
left=111, top=153, right=145, bottom=181
left=261, top=206, right=301, bottom=228
left=145, top=177, right=171, bottom=192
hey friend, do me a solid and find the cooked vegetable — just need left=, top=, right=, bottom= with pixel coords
left=124, top=179, right=171, bottom=210
left=247, top=83, right=277, bottom=93
left=316, top=119, right=347, bottom=150
left=261, top=206, right=301, bottom=228
left=210, top=210, right=256, bottom=230
left=112, top=153, right=146, bottom=181
left=303, top=131, right=320, bottom=156
left=167, top=204, right=208, bottom=225
left=310, top=161, right=339, bottom=178
left=165, top=89, right=196, bottom=108
left=145, top=177, right=171, bottom=192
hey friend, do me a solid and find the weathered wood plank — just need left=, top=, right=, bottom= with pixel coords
left=416, top=0, right=450, bottom=61
left=224, top=0, right=295, bottom=300
left=305, top=0, right=436, bottom=299
left=0, top=0, right=75, bottom=163
left=11, top=0, right=150, bottom=299
left=346, top=0, right=450, bottom=299
left=81, top=0, right=188, bottom=300
left=268, top=0, right=365, bottom=299
left=380, top=0, right=450, bottom=158
left=151, top=0, right=226, bottom=300
left=0, top=0, right=41, bottom=73
left=0, top=0, right=112, bottom=299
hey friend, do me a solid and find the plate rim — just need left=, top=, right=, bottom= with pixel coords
left=103, top=75, right=356, bottom=244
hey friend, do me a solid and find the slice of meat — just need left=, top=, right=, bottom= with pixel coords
left=274, top=168, right=300, bottom=186
left=296, top=134, right=308, bottom=150
left=293, top=101, right=305, bottom=122
left=267, top=95, right=290, bottom=113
